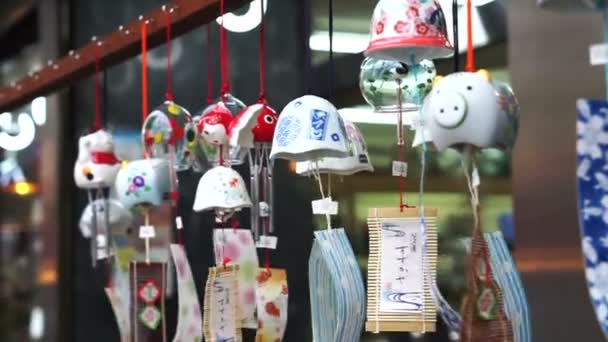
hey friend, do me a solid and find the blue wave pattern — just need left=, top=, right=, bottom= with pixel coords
left=486, top=231, right=531, bottom=342
left=577, top=98, right=608, bottom=337
left=309, top=229, right=366, bottom=342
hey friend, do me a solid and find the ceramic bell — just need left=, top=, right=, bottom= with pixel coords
left=192, top=165, right=252, bottom=212
left=360, top=58, right=436, bottom=113
left=270, top=95, right=349, bottom=162
left=296, top=119, right=374, bottom=176
left=421, top=70, right=519, bottom=151
left=115, top=158, right=171, bottom=208
left=195, top=94, right=247, bottom=166
left=142, top=101, right=193, bottom=171
left=79, top=199, right=133, bottom=238
left=537, top=0, right=604, bottom=10
left=365, top=0, right=453, bottom=64
left=74, top=129, right=121, bottom=189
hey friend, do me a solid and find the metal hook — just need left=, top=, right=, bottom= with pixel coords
left=162, top=4, right=178, bottom=14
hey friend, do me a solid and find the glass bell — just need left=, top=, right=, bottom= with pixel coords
left=193, top=93, right=246, bottom=166
left=142, top=100, right=193, bottom=171
left=359, top=57, right=436, bottom=114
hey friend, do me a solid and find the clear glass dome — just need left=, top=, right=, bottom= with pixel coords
left=194, top=93, right=247, bottom=167
left=141, top=100, right=192, bottom=171
left=359, top=58, right=436, bottom=113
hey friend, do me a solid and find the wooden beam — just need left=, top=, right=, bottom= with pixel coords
left=0, top=0, right=253, bottom=112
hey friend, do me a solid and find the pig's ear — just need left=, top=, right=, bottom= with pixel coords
left=476, top=69, right=492, bottom=82
left=432, top=75, right=444, bottom=88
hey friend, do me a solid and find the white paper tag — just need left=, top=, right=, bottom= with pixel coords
left=175, top=216, right=183, bottom=230
left=256, top=235, right=278, bottom=249
left=472, top=166, right=480, bottom=188
left=311, top=197, right=339, bottom=215
left=392, top=161, right=408, bottom=177
left=410, top=115, right=425, bottom=130
left=139, top=225, right=156, bottom=239
left=259, top=202, right=270, bottom=217
left=590, top=43, right=608, bottom=65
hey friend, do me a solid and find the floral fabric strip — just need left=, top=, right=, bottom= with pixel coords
left=170, top=244, right=203, bottom=342
left=577, top=98, right=608, bottom=337
left=255, top=268, right=288, bottom=342
left=106, top=287, right=131, bottom=342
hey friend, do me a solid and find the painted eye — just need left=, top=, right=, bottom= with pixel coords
left=467, top=86, right=473, bottom=91
left=186, top=128, right=196, bottom=142
left=203, top=130, right=210, bottom=135
left=264, top=115, right=275, bottom=124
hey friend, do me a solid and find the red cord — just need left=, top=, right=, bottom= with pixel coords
left=206, top=25, right=214, bottom=104
left=165, top=11, right=174, bottom=101
left=106, top=258, right=113, bottom=288
left=93, top=47, right=101, bottom=131
left=258, top=0, right=266, bottom=102
left=141, top=22, right=150, bottom=159
left=219, top=145, right=225, bottom=166
left=219, top=0, right=230, bottom=95
left=142, top=22, right=149, bottom=122
left=399, top=143, right=405, bottom=211
left=465, top=0, right=475, bottom=72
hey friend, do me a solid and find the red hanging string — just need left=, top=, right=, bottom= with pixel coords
left=206, top=25, right=214, bottom=104
left=93, top=46, right=102, bottom=131
left=165, top=10, right=175, bottom=101
left=141, top=22, right=150, bottom=159
left=465, top=0, right=475, bottom=72
left=106, top=258, right=113, bottom=288
left=258, top=0, right=266, bottom=102
left=142, top=22, right=149, bottom=122
left=219, top=0, right=230, bottom=95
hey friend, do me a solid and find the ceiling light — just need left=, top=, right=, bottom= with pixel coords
left=309, top=31, right=369, bottom=54
left=31, top=96, right=46, bottom=126
left=217, top=0, right=268, bottom=33
left=0, top=112, right=36, bottom=151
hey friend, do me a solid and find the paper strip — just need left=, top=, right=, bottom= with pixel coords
left=203, top=265, right=242, bottom=342
left=170, top=244, right=203, bottom=342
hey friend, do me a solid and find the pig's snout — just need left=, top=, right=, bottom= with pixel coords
left=432, top=91, right=467, bottom=129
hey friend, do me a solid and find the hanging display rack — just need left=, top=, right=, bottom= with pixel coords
left=0, top=0, right=252, bottom=113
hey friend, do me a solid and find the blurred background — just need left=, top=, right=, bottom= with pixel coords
left=0, top=0, right=604, bottom=341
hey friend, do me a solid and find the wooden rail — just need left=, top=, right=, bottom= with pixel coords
left=0, top=0, right=253, bottom=112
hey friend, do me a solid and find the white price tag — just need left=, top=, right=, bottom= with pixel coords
left=590, top=43, right=608, bottom=66
left=139, top=225, right=156, bottom=239
left=256, top=235, right=278, bottom=249
left=175, top=216, right=183, bottom=230
left=472, top=166, right=480, bottom=188
left=259, top=202, right=270, bottom=217
left=312, top=197, right=339, bottom=215
left=392, top=161, right=408, bottom=177
left=410, top=115, right=426, bottom=130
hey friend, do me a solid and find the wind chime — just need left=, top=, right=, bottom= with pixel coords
left=269, top=1, right=365, bottom=340
left=362, top=0, right=453, bottom=334
left=420, top=0, right=521, bottom=340
left=73, top=41, right=121, bottom=268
